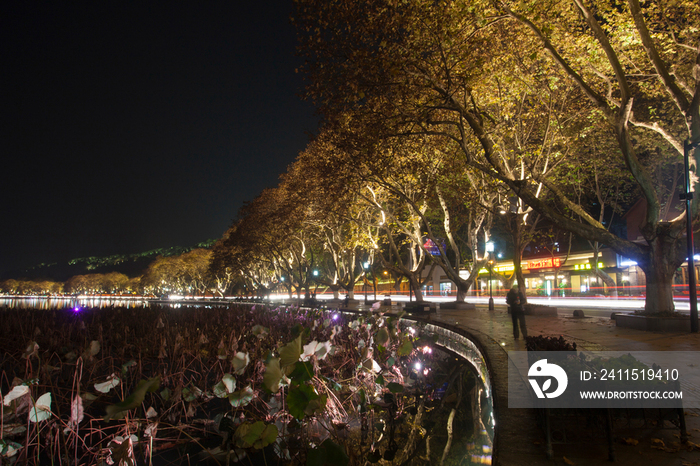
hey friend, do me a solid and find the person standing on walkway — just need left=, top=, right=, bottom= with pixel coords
left=506, top=286, right=528, bottom=339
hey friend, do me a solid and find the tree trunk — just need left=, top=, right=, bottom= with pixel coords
left=510, top=213, right=528, bottom=304
left=630, top=223, right=686, bottom=314
left=440, top=263, right=477, bottom=303
left=640, top=256, right=678, bottom=314
left=641, top=264, right=676, bottom=313
left=515, top=267, right=527, bottom=304
left=344, top=269, right=357, bottom=300
left=456, top=283, right=469, bottom=302
left=408, top=275, right=424, bottom=302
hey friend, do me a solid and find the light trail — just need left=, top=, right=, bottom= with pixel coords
left=265, top=293, right=691, bottom=312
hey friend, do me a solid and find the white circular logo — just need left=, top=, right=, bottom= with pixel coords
left=528, top=359, right=568, bottom=399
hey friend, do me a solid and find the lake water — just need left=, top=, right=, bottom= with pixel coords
left=0, top=296, right=148, bottom=310
left=0, top=296, right=254, bottom=310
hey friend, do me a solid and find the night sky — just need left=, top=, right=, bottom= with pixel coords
left=1, top=2, right=318, bottom=277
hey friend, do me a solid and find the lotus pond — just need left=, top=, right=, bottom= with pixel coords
left=0, top=304, right=493, bottom=465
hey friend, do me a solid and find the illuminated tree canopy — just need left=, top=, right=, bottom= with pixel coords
left=294, top=0, right=700, bottom=313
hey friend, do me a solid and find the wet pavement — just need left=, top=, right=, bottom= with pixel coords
left=430, top=304, right=700, bottom=466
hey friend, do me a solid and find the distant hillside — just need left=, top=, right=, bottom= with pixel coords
left=14, top=239, right=217, bottom=281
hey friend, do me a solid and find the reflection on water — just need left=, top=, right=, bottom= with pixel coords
left=0, top=296, right=148, bottom=310
left=0, top=296, right=236, bottom=310
left=417, top=320, right=495, bottom=464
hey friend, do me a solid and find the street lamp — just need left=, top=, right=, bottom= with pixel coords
left=311, top=270, right=319, bottom=301
left=683, top=138, right=699, bottom=333
left=486, top=241, right=495, bottom=310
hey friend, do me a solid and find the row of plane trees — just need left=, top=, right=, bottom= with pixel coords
left=207, top=0, right=700, bottom=314
left=206, top=127, right=614, bottom=305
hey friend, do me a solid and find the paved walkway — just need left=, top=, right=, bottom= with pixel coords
left=428, top=304, right=700, bottom=466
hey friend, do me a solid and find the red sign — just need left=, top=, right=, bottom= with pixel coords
left=527, top=258, right=561, bottom=269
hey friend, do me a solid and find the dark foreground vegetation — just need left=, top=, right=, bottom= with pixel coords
left=0, top=305, right=492, bottom=465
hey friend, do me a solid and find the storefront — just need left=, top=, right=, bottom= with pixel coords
left=417, top=248, right=698, bottom=299
left=484, top=250, right=620, bottom=297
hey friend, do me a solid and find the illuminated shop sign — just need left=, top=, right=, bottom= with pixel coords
left=479, top=265, right=515, bottom=274
left=527, top=258, right=561, bottom=269
left=574, top=262, right=604, bottom=270
left=422, top=237, right=446, bottom=256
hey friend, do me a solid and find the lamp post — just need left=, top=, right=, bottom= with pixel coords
left=488, top=260, right=494, bottom=310
left=363, top=262, right=369, bottom=305
left=486, top=241, right=495, bottom=310
left=683, top=139, right=699, bottom=333
left=312, top=270, right=319, bottom=300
